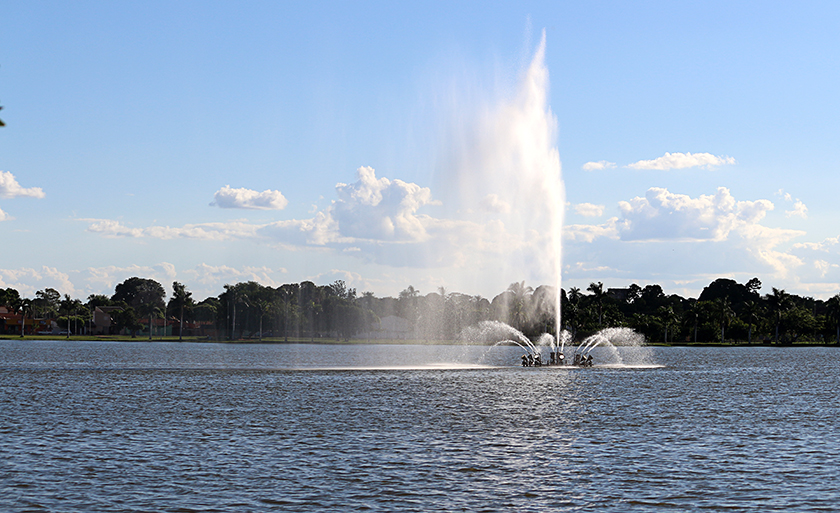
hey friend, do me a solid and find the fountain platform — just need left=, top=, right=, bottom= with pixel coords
left=520, top=351, right=593, bottom=367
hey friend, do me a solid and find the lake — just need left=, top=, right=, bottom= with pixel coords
left=1, top=340, right=838, bottom=511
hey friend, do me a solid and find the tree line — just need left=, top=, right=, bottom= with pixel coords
left=2, top=276, right=840, bottom=344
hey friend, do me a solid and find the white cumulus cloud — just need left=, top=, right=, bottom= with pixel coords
left=211, top=185, right=288, bottom=210
left=582, top=160, right=616, bottom=171
left=331, top=166, right=438, bottom=242
left=814, top=260, right=833, bottom=277
left=786, top=200, right=808, bottom=219
left=564, top=218, right=619, bottom=243
left=617, top=187, right=773, bottom=241
left=627, top=152, right=736, bottom=170
left=0, top=171, right=45, bottom=199
left=86, top=167, right=446, bottom=252
left=80, top=263, right=176, bottom=294
left=0, top=266, right=75, bottom=297
left=574, top=203, right=605, bottom=217
left=793, top=236, right=839, bottom=253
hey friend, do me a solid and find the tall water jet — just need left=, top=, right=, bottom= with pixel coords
left=444, top=29, right=565, bottom=347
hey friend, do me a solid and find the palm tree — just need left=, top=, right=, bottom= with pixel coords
left=252, top=297, right=272, bottom=342
left=224, top=284, right=238, bottom=340
left=741, top=300, right=762, bottom=345
left=60, top=294, right=76, bottom=339
left=684, top=300, right=701, bottom=343
left=715, top=297, right=734, bottom=343
left=507, top=281, right=533, bottom=330
left=657, top=306, right=678, bottom=343
left=766, top=288, right=791, bottom=343
left=587, top=282, right=606, bottom=326
left=138, top=302, right=162, bottom=341
left=17, top=298, right=31, bottom=337
left=276, top=285, right=299, bottom=342
left=564, top=287, right=582, bottom=338
left=172, top=282, right=192, bottom=341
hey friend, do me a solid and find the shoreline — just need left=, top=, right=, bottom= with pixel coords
left=2, top=334, right=838, bottom=347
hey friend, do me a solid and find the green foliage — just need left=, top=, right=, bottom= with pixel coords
left=0, top=287, right=21, bottom=308
left=699, top=278, right=761, bottom=306
left=33, top=288, right=61, bottom=317
left=111, top=307, right=143, bottom=337
left=86, top=294, right=113, bottom=309
left=112, top=277, right=166, bottom=312
left=10, top=275, right=840, bottom=345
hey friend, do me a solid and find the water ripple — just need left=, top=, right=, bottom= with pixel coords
left=2, top=342, right=840, bottom=511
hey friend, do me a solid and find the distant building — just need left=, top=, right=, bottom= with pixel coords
left=0, top=309, right=52, bottom=335
left=92, top=306, right=123, bottom=335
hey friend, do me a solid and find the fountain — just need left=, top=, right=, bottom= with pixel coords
left=459, top=321, right=653, bottom=368
left=444, top=30, right=565, bottom=350
left=445, top=33, right=657, bottom=370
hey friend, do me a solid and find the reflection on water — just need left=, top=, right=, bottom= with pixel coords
left=1, top=341, right=839, bottom=511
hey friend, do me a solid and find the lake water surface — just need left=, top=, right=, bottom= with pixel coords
left=2, top=340, right=838, bottom=511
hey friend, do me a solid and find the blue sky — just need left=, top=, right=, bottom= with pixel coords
left=2, top=1, right=839, bottom=301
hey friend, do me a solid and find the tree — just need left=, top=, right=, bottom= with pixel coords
left=59, top=294, right=77, bottom=338
left=745, top=277, right=762, bottom=295
left=86, top=294, right=112, bottom=308
left=714, top=297, right=735, bottom=343
left=298, top=281, right=324, bottom=341
left=0, top=287, right=21, bottom=308
left=587, top=282, right=606, bottom=326
left=34, top=288, right=61, bottom=318
left=252, top=297, right=272, bottom=341
left=329, top=280, right=356, bottom=301
left=564, top=287, right=582, bottom=338
left=193, top=297, right=220, bottom=338
left=626, top=284, right=642, bottom=304
left=112, top=307, right=143, bottom=337
left=689, top=300, right=718, bottom=343
left=741, top=300, right=762, bottom=345
left=171, top=282, right=193, bottom=341
left=507, top=281, right=533, bottom=330
left=398, top=285, right=420, bottom=329
left=657, top=306, right=678, bottom=343
left=684, top=300, right=701, bottom=343
left=766, top=288, right=791, bottom=343
left=112, top=278, right=166, bottom=339
left=782, top=306, right=818, bottom=343
left=699, top=278, right=759, bottom=309
left=826, top=294, right=840, bottom=344
left=639, top=284, right=667, bottom=312
left=113, top=277, right=165, bottom=309
left=276, top=283, right=300, bottom=342
left=18, top=298, right=31, bottom=337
